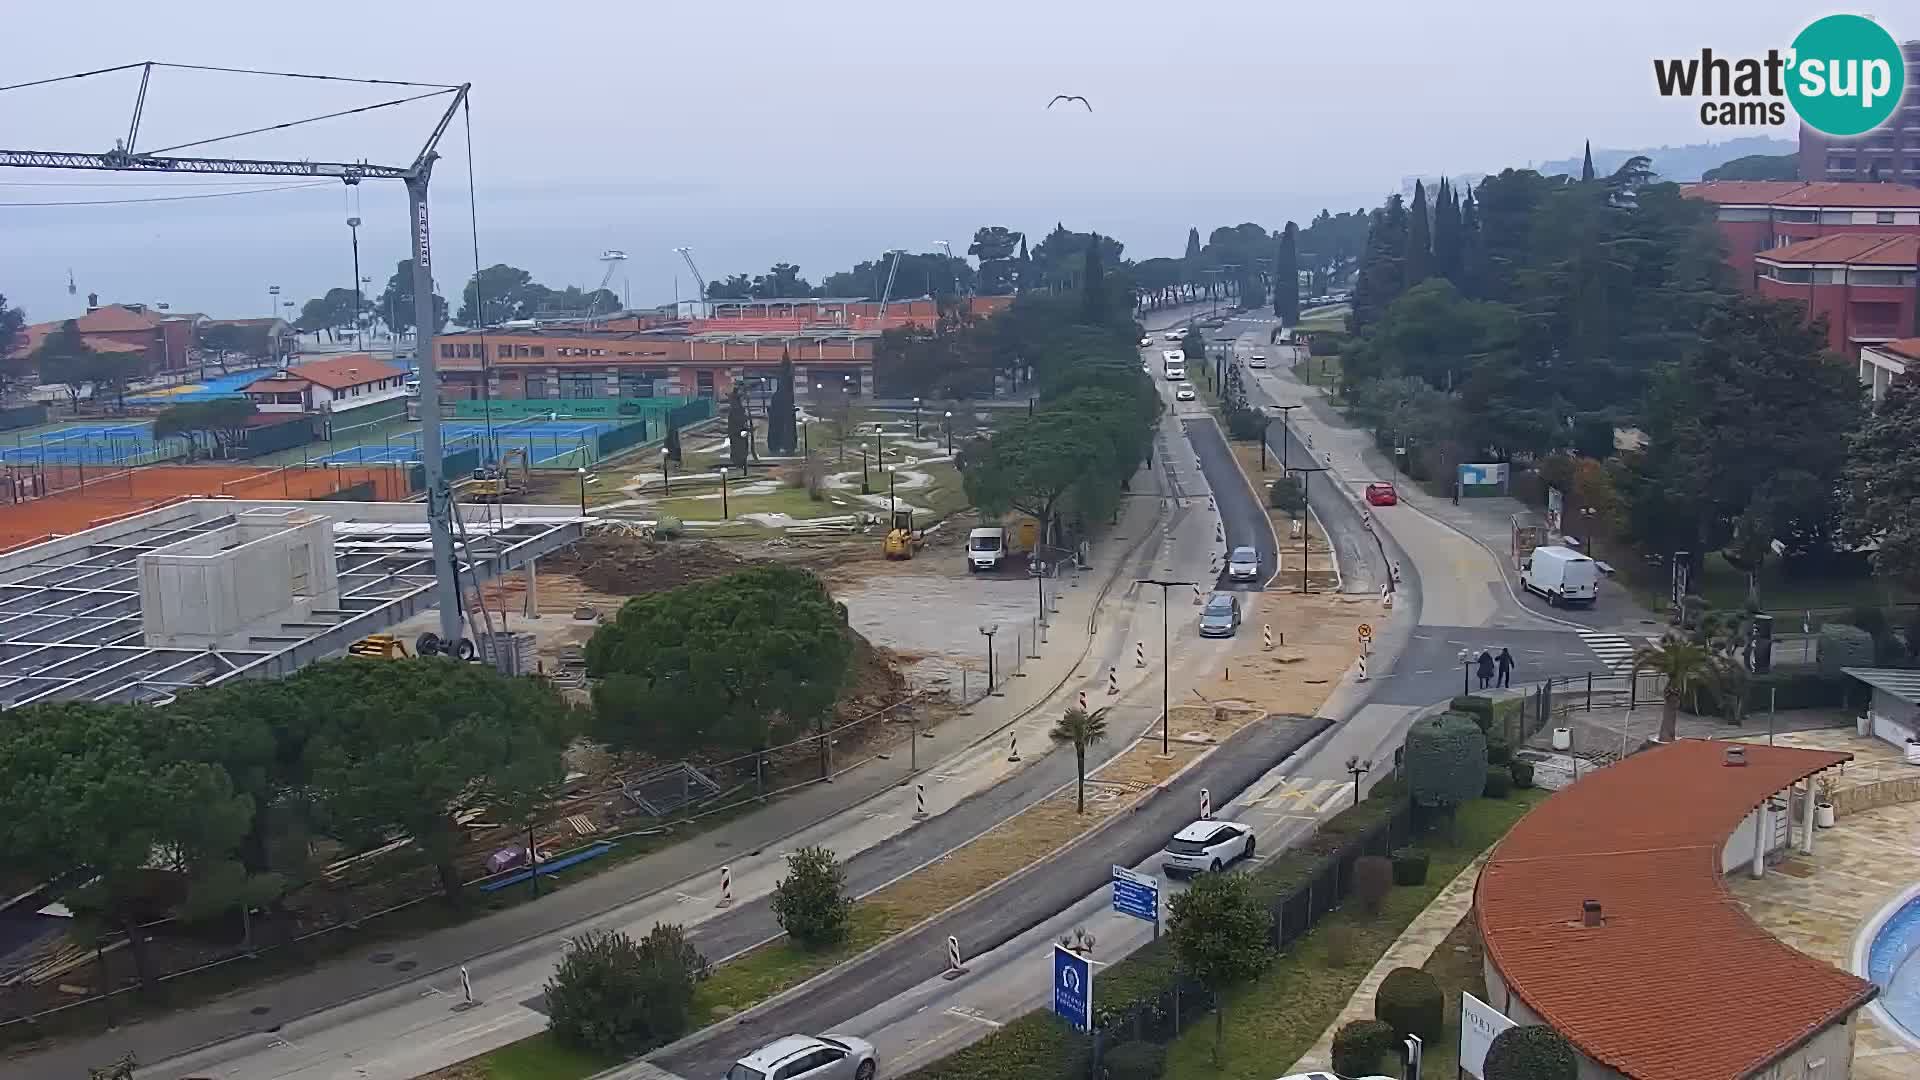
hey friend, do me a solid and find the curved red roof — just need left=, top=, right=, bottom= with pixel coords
left=1476, top=740, right=1874, bottom=1080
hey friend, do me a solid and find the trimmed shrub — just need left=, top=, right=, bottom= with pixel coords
left=1405, top=712, right=1488, bottom=811
left=1510, top=759, right=1536, bottom=789
left=1331, top=1018, right=1398, bottom=1079
left=771, top=846, right=852, bottom=948
left=1485, top=733, right=1512, bottom=766
left=1484, top=766, right=1513, bottom=799
left=1449, top=695, right=1494, bottom=733
left=1484, top=1024, right=1579, bottom=1080
left=544, top=925, right=710, bottom=1057
left=1354, top=855, right=1393, bottom=915
left=1390, top=847, right=1430, bottom=886
left=1269, top=475, right=1306, bottom=513
left=1375, top=966, right=1445, bottom=1042
left=1101, top=1039, right=1167, bottom=1080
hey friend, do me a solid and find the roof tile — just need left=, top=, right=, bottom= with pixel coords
left=1754, top=232, right=1920, bottom=266
left=243, top=355, right=405, bottom=392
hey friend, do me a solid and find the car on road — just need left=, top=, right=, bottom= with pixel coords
left=1227, top=545, right=1260, bottom=581
left=728, top=1034, right=877, bottom=1080
left=1164, top=365, right=1186, bottom=381
left=1365, top=481, right=1397, bottom=506
left=1248, top=353, right=1267, bottom=369
left=1175, top=383, right=1196, bottom=402
left=1164, top=329, right=1185, bottom=342
left=1162, top=349, right=1185, bottom=363
left=1162, top=818, right=1255, bottom=875
left=1197, top=591, right=1240, bottom=637
left=1139, top=335, right=1152, bottom=347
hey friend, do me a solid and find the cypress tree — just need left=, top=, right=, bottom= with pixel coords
left=768, top=348, right=797, bottom=454
left=1405, top=180, right=1432, bottom=286
left=1432, top=178, right=1462, bottom=288
left=726, top=383, right=749, bottom=468
left=1184, top=227, right=1203, bottom=299
left=665, top=421, right=683, bottom=464
left=1581, top=140, right=1596, bottom=182
left=1015, top=233, right=1031, bottom=294
left=1459, top=183, right=1484, bottom=298
left=1352, top=196, right=1409, bottom=333
left=1082, top=233, right=1108, bottom=323
left=1275, top=222, right=1300, bottom=325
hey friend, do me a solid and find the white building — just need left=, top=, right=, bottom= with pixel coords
left=245, top=355, right=410, bottom=430
left=1859, top=338, right=1915, bottom=404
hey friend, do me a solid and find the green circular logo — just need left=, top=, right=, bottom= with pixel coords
left=1787, top=15, right=1906, bottom=137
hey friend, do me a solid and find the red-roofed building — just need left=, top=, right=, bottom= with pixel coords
left=244, top=355, right=409, bottom=434
left=1754, top=233, right=1918, bottom=354
left=1860, top=338, right=1918, bottom=404
left=7, top=300, right=201, bottom=376
left=1476, top=739, right=1874, bottom=1080
left=1683, top=181, right=1920, bottom=288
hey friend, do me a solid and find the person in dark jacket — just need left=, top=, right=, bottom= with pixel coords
left=1496, top=647, right=1515, bottom=688
left=1476, top=650, right=1496, bottom=689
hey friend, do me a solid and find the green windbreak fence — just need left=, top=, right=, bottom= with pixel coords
left=452, top=397, right=705, bottom=424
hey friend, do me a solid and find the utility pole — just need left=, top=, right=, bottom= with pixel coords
left=1285, top=465, right=1328, bottom=592
left=1136, top=578, right=1195, bottom=754
left=1268, top=404, right=1299, bottom=473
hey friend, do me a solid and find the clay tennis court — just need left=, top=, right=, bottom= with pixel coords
left=0, top=464, right=415, bottom=551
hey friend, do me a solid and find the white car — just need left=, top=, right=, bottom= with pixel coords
left=1175, top=383, right=1196, bottom=401
left=1227, top=545, right=1259, bottom=581
left=1139, top=335, right=1152, bottom=347
left=1164, top=366, right=1186, bottom=381
left=1248, top=353, right=1268, bottom=369
left=728, top=1034, right=877, bottom=1080
left=1162, top=349, right=1185, bottom=363
left=1162, top=819, right=1255, bottom=876
left=1164, top=329, right=1185, bottom=341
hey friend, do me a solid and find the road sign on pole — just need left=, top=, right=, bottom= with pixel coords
left=1111, top=865, right=1160, bottom=935
left=1053, top=944, right=1092, bottom=1033
left=1357, top=622, right=1374, bottom=642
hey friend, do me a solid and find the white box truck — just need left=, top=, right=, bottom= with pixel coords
left=1522, top=545, right=1599, bottom=607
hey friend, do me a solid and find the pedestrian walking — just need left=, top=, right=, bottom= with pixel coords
left=1496, top=647, right=1515, bottom=688
left=1476, top=650, right=1496, bottom=690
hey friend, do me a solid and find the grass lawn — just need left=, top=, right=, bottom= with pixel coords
left=423, top=1033, right=615, bottom=1080
left=1161, top=790, right=1546, bottom=1079
left=691, top=905, right=896, bottom=1026
left=1291, top=353, right=1341, bottom=391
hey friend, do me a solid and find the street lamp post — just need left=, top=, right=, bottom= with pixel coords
left=943, top=410, right=954, bottom=455
left=347, top=214, right=364, bottom=351
left=661, top=447, right=672, bottom=496
left=740, top=426, right=756, bottom=465
left=719, top=466, right=730, bottom=518
left=979, top=624, right=999, bottom=696
left=887, top=467, right=896, bottom=515
left=1285, top=465, right=1328, bottom=592
left=1266, top=404, right=1299, bottom=472
left=912, top=396, right=922, bottom=438
left=860, top=446, right=871, bottom=495
left=267, top=283, right=280, bottom=322
left=1136, top=578, right=1196, bottom=755
left=575, top=467, right=595, bottom=515
left=1345, top=755, right=1373, bottom=807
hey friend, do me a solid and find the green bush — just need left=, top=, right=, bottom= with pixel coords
left=1484, top=766, right=1513, bottom=799
left=1509, top=759, right=1536, bottom=789
left=1405, top=712, right=1488, bottom=810
left=1390, top=847, right=1429, bottom=886
left=1269, top=475, right=1306, bottom=513
left=1331, top=1018, right=1398, bottom=1078
left=1374, top=966, right=1445, bottom=1042
left=1101, top=1039, right=1167, bottom=1080
left=543, top=925, right=710, bottom=1057
left=1449, top=695, right=1494, bottom=733
left=771, top=846, right=852, bottom=949
left=1691, top=670, right=1846, bottom=715
left=1484, top=1024, right=1579, bottom=1080
left=1485, top=733, right=1512, bottom=766
left=1308, top=332, right=1348, bottom=356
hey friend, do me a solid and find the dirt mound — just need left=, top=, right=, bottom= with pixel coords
left=544, top=534, right=750, bottom=594
left=840, top=631, right=910, bottom=716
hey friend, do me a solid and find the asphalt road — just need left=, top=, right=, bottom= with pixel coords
left=653, top=713, right=1332, bottom=1077
left=1182, top=417, right=1272, bottom=593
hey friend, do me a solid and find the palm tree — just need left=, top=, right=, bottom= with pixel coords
left=1632, top=635, right=1715, bottom=743
left=1049, top=705, right=1110, bottom=814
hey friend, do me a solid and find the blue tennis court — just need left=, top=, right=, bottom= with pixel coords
left=0, top=423, right=178, bottom=466
left=125, top=367, right=279, bottom=406
left=310, top=418, right=626, bottom=467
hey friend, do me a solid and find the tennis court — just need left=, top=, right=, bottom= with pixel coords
left=310, top=417, right=627, bottom=468
left=124, top=366, right=279, bottom=406
left=0, top=423, right=184, bottom=466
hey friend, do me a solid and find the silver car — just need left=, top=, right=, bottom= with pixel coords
left=728, top=1034, right=877, bottom=1080
left=1227, top=545, right=1260, bottom=581
left=1198, top=592, right=1241, bottom=637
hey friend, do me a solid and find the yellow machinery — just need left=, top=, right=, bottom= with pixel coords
left=469, top=448, right=530, bottom=502
left=883, top=509, right=918, bottom=559
left=347, top=634, right=411, bottom=660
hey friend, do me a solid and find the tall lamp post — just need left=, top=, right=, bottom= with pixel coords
left=1284, top=465, right=1328, bottom=592
left=979, top=624, right=999, bottom=696
left=575, top=467, right=596, bottom=515
left=1264, top=404, right=1299, bottom=472
left=660, top=446, right=672, bottom=496
left=886, top=467, right=897, bottom=515
left=1344, top=755, right=1373, bottom=808
left=267, top=283, right=280, bottom=321
left=912, top=396, right=922, bottom=438
left=718, top=465, right=731, bottom=518
left=1136, top=577, right=1196, bottom=755
left=943, top=410, right=954, bottom=455
left=346, top=214, right=364, bottom=351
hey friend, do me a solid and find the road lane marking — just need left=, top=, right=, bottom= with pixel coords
left=945, top=1006, right=1003, bottom=1028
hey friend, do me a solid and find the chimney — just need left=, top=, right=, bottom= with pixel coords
left=1582, top=900, right=1603, bottom=928
left=86, top=291, right=99, bottom=311
left=1724, top=745, right=1747, bottom=767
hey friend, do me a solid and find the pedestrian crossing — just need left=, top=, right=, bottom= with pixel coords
left=1578, top=631, right=1642, bottom=673
left=1242, top=775, right=1355, bottom=817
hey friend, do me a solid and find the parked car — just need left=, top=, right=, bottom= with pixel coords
left=1227, top=545, right=1260, bottom=581
left=1365, top=482, right=1397, bottom=506
left=1139, top=335, right=1152, bottom=347
left=1164, top=365, right=1186, bottom=381
left=1175, top=383, right=1197, bottom=402
left=1198, top=591, right=1240, bottom=637
left=1248, top=353, right=1268, bottom=369
left=728, top=1034, right=877, bottom=1080
left=1163, top=818, right=1255, bottom=876
left=1522, top=544, right=1600, bottom=607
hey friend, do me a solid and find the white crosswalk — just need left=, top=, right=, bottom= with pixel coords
left=1578, top=631, right=1642, bottom=673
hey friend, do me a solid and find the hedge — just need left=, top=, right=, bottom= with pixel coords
left=1375, top=966, right=1444, bottom=1042
left=1690, top=671, right=1848, bottom=716
left=1485, top=733, right=1512, bottom=766
left=1483, top=766, right=1512, bottom=799
left=1509, top=759, right=1535, bottom=789
left=1485, top=1024, right=1579, bottom=1080
left=1390, top=847, right=1430, bottom=886
left=1331, top=1018, right=1398, bottom=1078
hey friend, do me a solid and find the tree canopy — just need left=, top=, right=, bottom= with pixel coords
left=587, top=565, right=852, bottom=756
left=34, top=319, right=142, bottom=409
left=153, top=398, right=259, bottom=459
left=372, top=260, right=449, bottom=335
left=1841, top=375, right=1920, bottom=594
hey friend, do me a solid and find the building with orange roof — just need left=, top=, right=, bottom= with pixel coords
left=244, top=355, right=410, bottom=436
left=1753, top=234, right=1917, bottom=354
left=7, top=298, right=201, bottom=375
left=1859, top=337, right=1919, bottom=404
left=1682, top=181, right=1920, bottom=289
left=1476, top=739, right=1876, bottom=1079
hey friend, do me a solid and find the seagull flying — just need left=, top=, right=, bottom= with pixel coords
left=1047, top=95, right=1092, bottom=112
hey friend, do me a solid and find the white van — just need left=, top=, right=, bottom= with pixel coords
left=1522, top=545, right=1599, bottom=607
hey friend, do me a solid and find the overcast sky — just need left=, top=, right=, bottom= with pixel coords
left=0, top=0, right=1846, bottom=322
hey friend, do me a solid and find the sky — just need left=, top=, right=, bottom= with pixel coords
left=0, top=0, right=1860, bottom=324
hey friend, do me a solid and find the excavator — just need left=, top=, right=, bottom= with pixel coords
left=883, top=509, right=919, bottom=559
left=468, top=448, right=529, bottom=502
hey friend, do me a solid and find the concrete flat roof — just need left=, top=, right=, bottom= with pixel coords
left=0, top=499, right=583, bottom=708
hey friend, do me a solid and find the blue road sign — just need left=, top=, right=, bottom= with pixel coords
left=1053, top=944, right=1092, bottom=1033
left=1111, top=865, right=1158, bottom=925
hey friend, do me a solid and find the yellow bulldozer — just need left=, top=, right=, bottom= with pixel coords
left=347, top=633, right=411, bottom=660
left=883, top=509, right=919, bottom=559
left=468, top=448, right=530, bottom=502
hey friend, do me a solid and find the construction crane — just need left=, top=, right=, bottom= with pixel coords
left=593, top=249, right=627, bottom=319
left=673, top=246, right=709, bottom=318
left=875, top=249, right=905, bottom=323
left=0, top=62, right=472, bottom=650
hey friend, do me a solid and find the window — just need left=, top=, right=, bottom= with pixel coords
left=1851, top=269, right=1916, bottom=286
left=1828, top=155, right=1856, bottom=172
left=1811, top=268, right=1844, bottom=285
left=559, top=374, right=597, bottom=399
left=496, top=343, right=511, bottom=359
left=530, top=346, right=545, bottom=358
left=524, top=377, right=546, bottom=398
left=1774, top=209, right=1817, bottom=223
left=514, top=344, right=531, bottom=357
left=454, top=343, right=471, bottom=358
left=1716, top=207, right=1771, bottom=222
left=1877, top=211, right=1897, bottom=225
left=1873, top=158, right=1893, bottom=176
left=1767, top=266, right=1812, bottom=283
left=440, top=344, right=455, bottom=358
left=1818, top=210, right=1852, bottom=225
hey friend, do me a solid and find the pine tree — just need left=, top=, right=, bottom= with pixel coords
left=1351, top=196, right=1409, bottom=333
left=768, top=349, right=797, bottom=454
left=1082, top=233, right=1108, bottom=323
left=1459, top=184, right=1484, bottom=298
left=1432, top=178, right=1463, bottom=288
left=1405, top=180, right=1432, bottom=286
left=1275, top=222, right=1300, bottom=325
left=1581, top=140, right=1596, bottom=182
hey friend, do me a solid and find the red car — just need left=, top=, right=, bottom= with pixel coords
left=1365, top=482, right=1398, bottom=507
